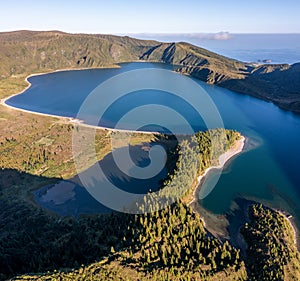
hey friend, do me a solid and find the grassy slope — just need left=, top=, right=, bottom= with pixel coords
left=0, top=30, right=157, bottom=78
left=141, top=41, right=248, bottom=82
left=12, top=259, right=245, bottom=281
left=0, top=31, right=299, bottom=280
left=0, top=30, right=243, bottom=81
left=1, top=30, right=299, bottom=113
left=0, top=88, right=153, bottom=180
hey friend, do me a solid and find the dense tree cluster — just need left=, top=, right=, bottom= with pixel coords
left=156, top=129, right=241, bottom=204
left=0, top=129, right=243, bottom=280
left=240, top=204, right=300, bottom=281
left=3, top=129, right=299, bottom=280
left=0, top=188, right=132, bottom=280
left=128, top=201, right=244, bottom=278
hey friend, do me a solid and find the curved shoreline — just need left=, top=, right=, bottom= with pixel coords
left=0, top=69, right=160, bottom=135
left=189, top=135, right=246, bottom=207
left=187, top=137, right=300, bottom=250
left=2, top=69, right=299, bottom=249
left=187, top=136, right=246, bottom=235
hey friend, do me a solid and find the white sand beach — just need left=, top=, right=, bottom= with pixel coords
left=190, top=136, right=246, bottom=206
left=0, top=71, right=158, bottom=135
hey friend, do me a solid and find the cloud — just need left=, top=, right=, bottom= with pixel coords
left=211, top=32, right=233, bottom=40
left=186, top=32, right=233, bottom=41
left=127, top=32, right=233, bottom=41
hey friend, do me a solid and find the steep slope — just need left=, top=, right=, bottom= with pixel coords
left=140, top=41, right=249, bottom=83
left=0, top=30, right=300, bottom=114
left=0, top=30, right=158, bottom=77
left=141, top=41, right=300, bottom=113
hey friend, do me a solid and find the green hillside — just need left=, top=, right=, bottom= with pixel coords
left=1, top=30, right=300, bottom=280
left=0, top=30, right=156, bottom=77
left=10, top=203, right=300, bottom=281
left=1, top=30, right=300, bottom=113
left=0, top=129, right=299, bottom=281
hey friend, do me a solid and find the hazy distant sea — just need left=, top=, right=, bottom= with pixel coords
left=131, top=33, right=300, bottom=65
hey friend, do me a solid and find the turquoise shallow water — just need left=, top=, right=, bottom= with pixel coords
left=7, top=62, right=300, bottom=223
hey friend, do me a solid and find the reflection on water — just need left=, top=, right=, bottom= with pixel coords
left=12, top=63, right=300, bottom=227
left=34, top=144, right=167, bottom=217
left=40, top=181, right=76, bottom=205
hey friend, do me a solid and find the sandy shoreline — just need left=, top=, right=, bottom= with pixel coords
left=0, top=70, right=160, bottom=135
left=187, top=136, right=300, bottom=250
left=189, top=135, right=246, bottom=206
left=0, top=63, right=186, bottom=136
left=3, top=69, right=298, bottom=250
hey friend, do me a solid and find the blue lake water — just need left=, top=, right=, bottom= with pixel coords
left=7, top=62, right=300, bottom=226
left=34, top=144, right=167, bottom=216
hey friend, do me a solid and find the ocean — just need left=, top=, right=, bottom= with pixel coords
left=132, top=33, right=300, bottom=65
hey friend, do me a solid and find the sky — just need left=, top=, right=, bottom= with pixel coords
left=0, top=0, right=299, bottom=34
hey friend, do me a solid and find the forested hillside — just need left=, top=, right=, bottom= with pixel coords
left=1, top=31, right=300, bottom=280
left=1, top=129, right=243, bottom=280
left=11, top=203, right=300, bottom=281
left=1, top=129, right=299, bottom=280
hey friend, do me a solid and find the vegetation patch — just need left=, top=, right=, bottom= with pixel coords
left=241, top=204, right=300, bottom=281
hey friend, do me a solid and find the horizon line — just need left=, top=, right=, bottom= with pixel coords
left=1, top=29, right=300, bottom=35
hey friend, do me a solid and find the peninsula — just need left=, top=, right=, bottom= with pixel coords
left=0, top=31, right=299, bottom=281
